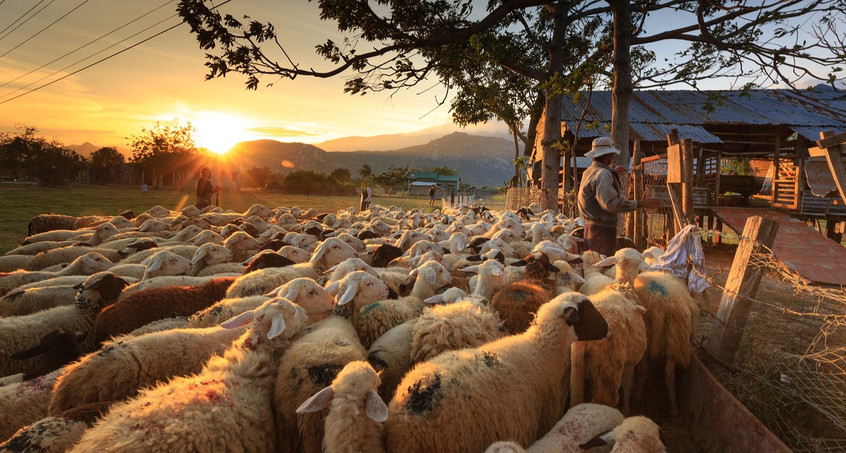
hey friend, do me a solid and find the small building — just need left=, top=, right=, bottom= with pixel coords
left=407, top=172, right=461, bottom=196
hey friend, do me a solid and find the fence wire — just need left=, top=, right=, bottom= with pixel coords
left=682, top=226, right=846, bottom=452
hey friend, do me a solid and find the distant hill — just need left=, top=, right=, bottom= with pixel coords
left=316, top=123, right=510, bottom=151
left=230, top=132, right=516, bottom=187
left=68, top=142, right=130, bottom=158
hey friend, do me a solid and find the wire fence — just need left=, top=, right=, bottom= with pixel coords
left=682, top=226, right=846, bottom=452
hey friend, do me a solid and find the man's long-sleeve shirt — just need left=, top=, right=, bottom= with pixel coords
left=578, top=161, right=638, bottom=228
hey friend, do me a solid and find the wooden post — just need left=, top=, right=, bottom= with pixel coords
left=632, top=141, right=645, bottom=249
left=811, top=130, right=846, bottom=204
left=682, top=138, right=695, bottom=220
left=666, top=130, right=685, bottom=235
left=707, top=216, right=780, bottom=364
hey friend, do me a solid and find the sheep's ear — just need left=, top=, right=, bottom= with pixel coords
left=490, top=266, right=503, bottom=276
left=638, top=260, right=653, bottom=272
left=10, top=342, right=49, bottom=360
left=221, top=310, right=253, bottom=329
left=564, top=252, right=582, bottom=262
left=262, top=287, right=281, bottom=298
left=191, top=248, right=207, bottom=264
left=336, top=284, right=357, bottom=306
left=267, top=313, right=287, bottom=339
left=146, top=257, right=163, bottom=273
left=424, top=294, right=443, bottom=304
left=365, top=389, right=388, bottom=422
left=282, top=287, right=299, bottom=302
left=579, top=431, right=613, bottom=449
left=461, top=265, right=480, bottom=274
left=325, top=280, right=340, bottom=294
left=494, top=252, right=505, bottom=263
left=455, top=240, right=466, bottom=252
left=323, top=263, right=339, bottom=275
left=309, top=244, right=327, bottom=264
left=594, top=256, right=617, bottom=268
left=568, top=271, right=586, bottom=284
left=567, top=256, right=583, bottom=265
left=465, top=255, right=483, bottom=262
left=425, top=269, right=437, bottom=286
left=510, top=259, right=527, bottom=267
left=296, top=386, right=334, bottom=414
left=544, top=262, right=560, bottom=273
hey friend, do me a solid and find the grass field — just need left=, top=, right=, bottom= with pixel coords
left=0, top=184, right=504, bottom=253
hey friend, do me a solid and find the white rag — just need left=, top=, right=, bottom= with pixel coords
left=653, top=224, right=710, bottom=294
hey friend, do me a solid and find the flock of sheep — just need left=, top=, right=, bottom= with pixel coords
left=0, top=200, right=700, bottom=452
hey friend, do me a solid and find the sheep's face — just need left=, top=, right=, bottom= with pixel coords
left=327, top=258, right=377, bottom=280
left=181, top=205, right=202, bottom=218
left=77, top=253, right=114, bottom=274
left=219, top=224, right=242, bottom=238
left=271, top=278, right=334, bottom=321
left=147, top=206, right=171, bottom=218
left=275, top=213, right=298, bottom=225
left=191, top=230, right=224, bottom=246
left=539, top=292, right=608, bottom=341
left=108, top=216, right=133, bottom=230
left=407, top=240, right=444, bottom=258
left=312, top=238, right=357, bottom=269
left=194, top=244, right=233, bottom=265
left=332, top=271, right=389, bottom=307
left=492, top=229, right=518, bottom=243
left=245, top=204, right=272, bottom=220
left=337, top=233, right=366, bottom=253
left=143, top=251, right=191, bottom=278
left=412, top=261, right=452, bottom=289
left=279, top=246, right=310, bottom=264
left=224, top=232, right=261, bottom=257
left=290, top=234, right=318, bottom=250
left=230, top=297, right=309, bottom=342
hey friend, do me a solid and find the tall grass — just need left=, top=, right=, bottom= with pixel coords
left=1, top=184, right=497, bottom=254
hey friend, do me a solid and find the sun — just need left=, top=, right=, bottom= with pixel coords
left=192, top=113, right=251, bottom=155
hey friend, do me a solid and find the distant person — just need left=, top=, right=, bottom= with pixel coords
left=360, top=180, right=372, bottom=212
left=428, top=185, right=437, bottom=206
left=450, top=185, right=456, bottom=206
left=141, top=183, right=148, bottom=197
left=196, top=167, right=221, bottom=209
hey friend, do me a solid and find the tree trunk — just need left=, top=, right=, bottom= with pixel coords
left=513, top=129, right=521, bottom=187
left=539, top=1, right=568, bottom=211
left=609, top=0, right=632, bottom=169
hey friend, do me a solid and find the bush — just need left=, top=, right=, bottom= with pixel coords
left=279, top=170, right=356, bottom=196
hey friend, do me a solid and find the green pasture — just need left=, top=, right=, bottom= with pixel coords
left=0, top=184, right=504, bottom=254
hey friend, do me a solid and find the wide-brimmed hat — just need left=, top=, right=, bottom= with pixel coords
left=585, top=137, right=621, bottom=160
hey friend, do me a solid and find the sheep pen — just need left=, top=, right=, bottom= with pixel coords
left=1, top=196, right=840, bottom=452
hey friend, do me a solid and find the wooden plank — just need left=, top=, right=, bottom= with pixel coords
left=682, top=138, right=695, bottom=219
left=707, top=216, right=780, bottom=364
left=630, top=140, right=643, bottom=247
left=816, top=130, right=846, bottom=149
left=667, top=144, right=683, bottom=183
left=640, top=153, right=667, bottom=163
left=819, top=131, right=846, bottom=205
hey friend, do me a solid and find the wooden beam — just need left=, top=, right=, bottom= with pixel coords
left=682, top=138, right=695, bottom=219
left=817, top=131, right=846, bottom=204
left=632, top=140, right=644, bottom=249
left=816, top=130, right=846, bottom=150
left=707, top=216, right=780, bottom=364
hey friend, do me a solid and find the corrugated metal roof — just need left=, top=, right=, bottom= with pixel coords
left=561, top=87, right=846, bottom=142
left=790, top=126, right=845, bottom=141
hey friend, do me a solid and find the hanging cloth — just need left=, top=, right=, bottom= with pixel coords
left=653, top=224, right=710, bottom=294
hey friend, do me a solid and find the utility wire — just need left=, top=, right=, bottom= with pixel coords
left=0, top=13, right=180, bottom=102
left=0, top=0, right=235, bottom=105
left=0, top=0, right=175, bottom=89
left=0, top=0, right=92, bottom=59
left=0, top=0, right=54, bottom=43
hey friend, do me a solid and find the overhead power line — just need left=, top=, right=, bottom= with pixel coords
left=0, top=0, right=54, bottom=43
left=0, top=0, right=175, bottom=89
left=0, top=0, right=92, bottom=59
left=0, top=0, right=235, bottom=105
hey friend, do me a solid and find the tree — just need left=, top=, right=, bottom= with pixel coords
left=430, top=166, right=456, bottom=176
left=331, top=167, right=352, bottom=182
left=0, top=126, right=86, bottom=185
left=358, top=164, right=372, bottom=180
left=129, top=119, right=198, bottom=188
left=89, top=147, right=125, bottom=184
left=245, top=166, right=273, bottom=188
left=372, top=165, right=413, bottom=192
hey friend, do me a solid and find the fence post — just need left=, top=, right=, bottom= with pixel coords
left=707, top=216, right=779, bottom=364
left=630, top=140, right=644, bottom=249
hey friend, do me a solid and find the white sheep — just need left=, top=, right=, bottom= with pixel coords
left=570, top=286, right=647, bottom=415
left=274, top=315, right=368, bottom=453
left=189, top=242, right=235, bottom=276
left=140, top=249, right=191, bottom=280
left=641, top=246, right=665, bottom=267
left=461, top=258, right=507, bottom=301
left=0, top=284, right=80, bottom=317
left=578, top=250, right=615, bottom=296
left=296, top=360, right=388, bottom=453
left=384, top=292, right=608, bottom=452
left=0, top=272, right=129, bottom=377
left=0, top=252, right=114, bottom=298
left=0, top=370, right=63, bottom=442
left=483, top=403, right=625, bottom=453
left=68, top=297, right=309, bottom=453
left=222, top=230, right=261, bottom=262
left=225, top=237, right=357, bottom=298
left=580, top=415, right=666, bottom=452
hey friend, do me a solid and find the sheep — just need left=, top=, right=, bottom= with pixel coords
left=144, top=205, right=171, bottom=218
left=0, top=371, right=63, bottom=442
left=0, top=402, right=111, bottom=453
left=550, top=260, right=586, bottom=294
left=190, top=229, right=224, bottom=246
left=570, top=286, right=647, bottom=415
left=296, top=360, right=388, bottom=453
left=68, top=298, right=309, bottom=453
left=0, top=272, right=129, bottom=377
left=242, top=250, right=296, bottom=274
left=120, top=275, right=226, bottom=296
left=0, top=252, right=114, bottom=297
left=0, top=285, right=80, bottom=317
left=48, top=325, right=246, bottom=415
left=274, top=315, right=368, bottom=453
left=384, top=292, right=608, bottom=453
left=353, top=260, right=452, bottom=348
left=461, top=258, right=507, bottom=301
left=483, top=403, right=625, bottom=453
left=328, top=270, right=391, bottom=323
left=8, top=329, right=88, bottom=382
left=223, top=231, right=262, bottom=262
left=189, top=242, right=235, bottom=276
left=26, top=214, right=79, bottom=236
left=579, top=416, right=666, bottom=452
left=597, top=248, right=698, bottom=416
left=410, top=298, right=505, bottom=364
left=578, top=250, right=614, bottom=296
left=641, top=245, right=665, bottom=267
left=116, top=243, right=198, bottom=265
left=92, top=276, right=237, bottom=345
left=139, top=250, right=191, bottom=279
left=0, top=254, right=34, bottom=273
left=4, top=240, right=77, bottom=257
left=490, top=254, right=560, bottom=334
left=225, top=237, right=357, bottom=298
left=365, top=319, right=416, bottom=403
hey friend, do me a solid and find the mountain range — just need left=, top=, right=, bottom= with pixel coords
left=229, top=132, right=518, bottom=187
left=68, top=131, right=519, bottom=187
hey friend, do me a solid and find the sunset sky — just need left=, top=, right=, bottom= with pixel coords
left=0, top=1, right=837, bottom=155
left=0, top=0, right=469, bottom=154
